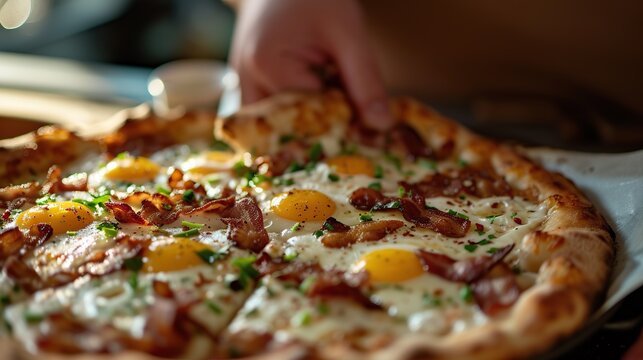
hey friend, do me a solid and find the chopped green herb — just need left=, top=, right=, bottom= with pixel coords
left=327, top=173, right=340, bottom=182
left=418, top=159, right=437, bottom=170
left=486, top=214, right=501, bottom=224
left=308, top=143, right=323, bottom=163
left=207, top=178, right=221, bottom=186
left=115, top=152, right=129, bottom=160
left=459, top=195, right=466, bottom=200
left=0, top=295, right=10, bottom=306
left=460, top=286, right=473, bottom=302
left=283, top=249, right=298, bottom=262
left=233, top=161, right=251, bottom=177
left=384, top=153, right=402, bottom=171
left=422, top=293, right=442, bottom=307
left=128, top=271, right=139, bottom=289
left=313, top=230, right=324, bottom=238
left=367, top=182, right=382, bottom=190
left=323, top=222, right=334, bottom=231
left=182, top=189, right=195, bottom=202
left=195, top=248, right=228, bottom=264
left=447, top=209, right=469, bottom=220
left=206, top=300, right=223, bottom=315
left=340, top=141, right=358, bottom=155
left=290, top=222, right=301, bottom=232
left=487, top=247, right=499, bottom=254
left=35, top=194, right=57, bottom=205
left=156, top=185, right=171, bottom=195
left=374, top=165, right=383, bottom=179
left=123, top=256, right=144, bottom=272
left=464, top=244, right=478, bottom=252
left=299, top=276, right=317, bottom=294
left=66, top=231, right=77, bottom=236
left=211, top=139, right=233, bottom=152
left=317, top=302, right=330, bottom=315
left=97, top=222, right=118, bottom=238
left=292, top=310, right=312, bottom=327
left=174, top=228, right=200, bottom=238
left=181, top=220, right=204, bottom=229
left=23, top=312, right=44, bottom=324
left=10, top=209, right=22, bottom=216
left=458, top=159, right=469, bottom=167
left=279, top=134, right=295, bottom=144
left=487, top=234, right=496, bottom=240
left=476, top=239, right=491, bottom=246
left=359, top=213, right=373, bottom=222
left=286, top=162, right=304, bottom=173
left=232, top=256, right=260, bottom=290
left=397, top=186, right=406, bottom=197
left=373, top=200, right=401, bottom=210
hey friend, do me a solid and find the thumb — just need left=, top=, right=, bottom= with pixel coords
left=329, top=30, right=394, bottom=131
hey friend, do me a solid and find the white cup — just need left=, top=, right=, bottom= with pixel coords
left=147, top=59, right=234, bottom=117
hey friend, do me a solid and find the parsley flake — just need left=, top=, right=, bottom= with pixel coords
left=464, top=244, right=478, bottom=252
left=359, top=213, right=373, bottom=222
left=327, top=173, right=340, bottom=182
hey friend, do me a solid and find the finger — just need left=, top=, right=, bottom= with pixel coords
left=250, top=49, right=324, bottom=94
left=328, top=34, right=395, bottom=131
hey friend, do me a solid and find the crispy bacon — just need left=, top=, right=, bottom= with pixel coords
left=3, top=256, right=45, bottom=293
left=104, top=202, right=147, bottom=225
left=167, top=168, right=206, bottom=196
left=0, top=224, right=53, bottom=262
left=399, top=198, right=470, bottom=237
left=403, top=168, right=512, bottom=199
left=349, top=188, right=470, bottom=237
left=220, top=197, right=269, bottom=253
left=321, top=219, right=404, bottom=248
left=472, top=263, right=521, bottom=316
left=139, top=194, right=179, bottom=226
left=255, top=140, right=310, bottom=176
left=387, top=124, right=433, bottom=160
left=416, top=244, right=514, bottom=283
left=41, top=166, right=88, bottom=194
left=0, top=182, right=40, bottom=202
left=321, top=217, right=351, bottom=233
left=349, top=188, right=397, bottom=211
left=185, top=196, right=235, bottom=215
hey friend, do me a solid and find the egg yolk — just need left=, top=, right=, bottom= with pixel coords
left=103, top=156, right=161, bottom=182
left=271, top=189, right=336, bottom=222
left=326, top=155, right=374, bottom=176
left=16, top=201, right=94, bottom=235
left=184, top=151, right=235, bottom=175
left=354, top=248, right=424, bottom=283
left=142, top=237, right=213, bottom=273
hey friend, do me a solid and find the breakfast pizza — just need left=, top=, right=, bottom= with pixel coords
left=0, top=91, right=614, bottom=359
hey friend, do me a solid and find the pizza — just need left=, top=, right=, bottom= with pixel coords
left=0, top=91, right=614, bottom=359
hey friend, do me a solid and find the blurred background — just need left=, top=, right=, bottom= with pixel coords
left=0, top=0, right=642, bottom=151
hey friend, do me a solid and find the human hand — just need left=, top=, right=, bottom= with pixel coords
left=229, top=0, right=394, bottom=130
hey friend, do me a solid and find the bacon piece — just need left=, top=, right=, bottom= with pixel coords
left=41, top=166, right=88, bottom=194
left=167, top=168, right=206, bottom=196
left=399, top=198, right=471, bottom=237
left=349, top=188, right=397, bottom=211
left=321, top=217, right=351, bottom=233
left=104, top=202, right=147, bottom=225
left=387, top=124, right=433, bottom=160
left=120, top=191, right=153, bottom=204
left=220, top=197, right=269, bottom=253
left=0, top=182, right=40, bottom=202
left=255, top=140, right=310, bottom=176
left=321, top=219, right=404, bottom=248
left=416, top=244, right=514, bottom=283
left=139, top=194, right=179, bottom=226
left=0, top=224, right=53, bottom=262
left=472, top=263, right=521, bottom=316
left=185, top=196, right=235, bottom=215
left=404, top=168, right=512, bottom=199
left=3, top=256, right=45, bottom=293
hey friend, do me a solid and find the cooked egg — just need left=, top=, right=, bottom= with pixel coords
left=142, top=237, right=212, bottom=273
left=182, top=151, right=236, bottom=175
left=270, top=189, right=336, bottom=222
left=103, top=156, right=161, bottom=183
left=15, top=201, right=94, bottom=235
left=325, top=155, right=374, bottom=176
left=353, top=248, right=424, bottom=283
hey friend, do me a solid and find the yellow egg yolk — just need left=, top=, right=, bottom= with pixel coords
left=16, top=201, right=94, bottom=235
left=142, top=238, right=213, bottom=273
left=271, top=189, right=336, bottom=222
left=326, top=155, right=374, bottom=176
left=184, top=151, right=236, bottom=175
left=103, top=156, right=161, bottom=183
left=354, top=248, right=424, bottom=283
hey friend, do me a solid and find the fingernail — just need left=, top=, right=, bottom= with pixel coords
left=364, top=101, right=394, bottom=131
